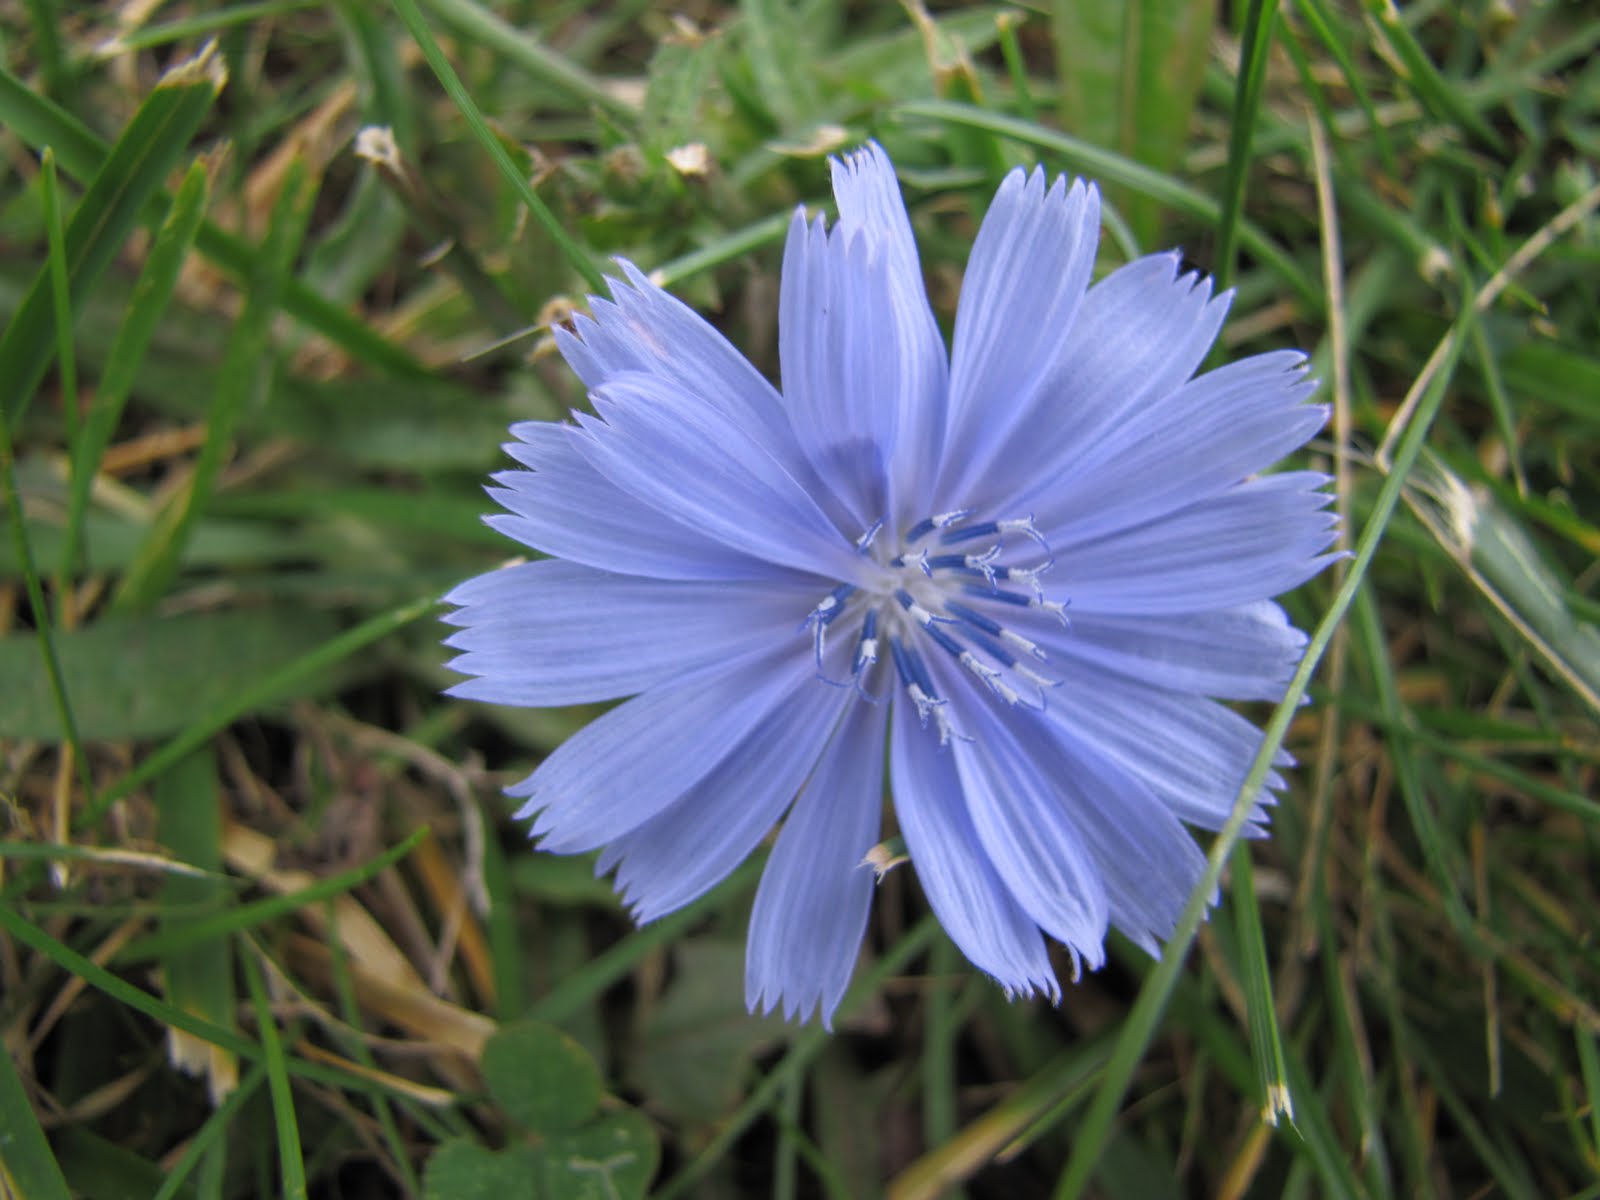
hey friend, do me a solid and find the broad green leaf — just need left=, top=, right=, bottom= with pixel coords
left=629, top=940, right=792, bottom=1124
left=1051, top=0, right=1216, bottom=245
left=483, top=1020, right=604, bottom=1135
left=422, top=1140, right=538, bottom=1200
left=535, top=1107, right=660, bottom=1200
left=0, top=608, right=341, bottom=741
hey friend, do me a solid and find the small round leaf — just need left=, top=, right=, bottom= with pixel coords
left=482, top=1020, right=604, bottom=1134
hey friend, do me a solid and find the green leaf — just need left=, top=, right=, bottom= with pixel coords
left=534, top=1107, right=660, bottom=1200
left=422, top=1139, right=538, bottom=1200
left=629, top=941, right=792, bottom=1124
left=0, top=608, right=341, bottom=741
left=482, top=1020, right=604, bottom=1135
left=1050, top=0, right=1217, bottom=245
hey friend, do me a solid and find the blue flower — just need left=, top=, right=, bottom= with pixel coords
left=443, top=143, right=1335, bottom=1026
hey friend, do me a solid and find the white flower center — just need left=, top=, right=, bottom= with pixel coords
left=801, top=510, right=1069, bottom=743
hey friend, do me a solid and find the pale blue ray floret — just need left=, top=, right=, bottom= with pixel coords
left=442, top=142, right=1337, bottom=1026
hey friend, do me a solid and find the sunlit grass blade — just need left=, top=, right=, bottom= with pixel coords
left=118, top=828, right=428, bottom=963
left=242, top=950, right=309, bottom=1200
left=1403, top=451, right=1600, bottom=717
left=0, top=45, right=224, bottom=428
left=0, top=1038, right=72, bottom=1200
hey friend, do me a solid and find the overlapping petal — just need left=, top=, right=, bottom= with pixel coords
left=890, top=694, right=1059, bottom=999
left=485, top=422, right=778, bottom=580
left=1057, top=472, right=1339, bottom=615
left=511, top=645, right=816, bottom=854
left=442, top=560, right=811, bottom=707
left=940, top=169, right=1099, bottom=501
left=576, top=371, right=859, bottom=578
left=1023, top=602, right=1308, bottom=702
left=1032, top=351, right=1326, bottom=545
left=597, top=672, right=852, bottom=923
left=746, top=700, right=888, bottom=1026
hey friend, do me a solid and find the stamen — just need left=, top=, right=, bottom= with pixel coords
left=855, top=520, right=883, bottom=553
left=957, top=650, right=1021, bottom=707
left=802, top=583, right=856, bottom=671
left=905, top=509, right=973, bottom=544
left=943, top=600, right=1048, bottom=661
left=941, top=514, right=1051, bottom=556
left=851, top=610, right=880, bottom=701
left=922, top=546, right=1002, bottom=586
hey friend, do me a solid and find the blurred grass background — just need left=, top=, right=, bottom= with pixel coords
left=1, top=0, right=1598, bottom=1197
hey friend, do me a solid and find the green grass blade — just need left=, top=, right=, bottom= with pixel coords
left=151, top=1066, right=267, bottom=1200
left=0, top=380, right=90, bottom=808
left=242, top=951, right=309, bottom=1200
left=156, top=747, right=237, bottom=1106
left=894, top=99, right=1321, bottom=310
left=62, top=159, right=211, bottom=585
left=393, top=0, right=608, bottom=293
left=1213, top=0, right=1279, bottom=289
left=118, top=829, right=428, bottom=963
left=1365, top=0, right=1503, bottom=151
left=116, top=160, right=316, bottom=610
left=1051, top=0, right=1215, bottom=245
left=0, top=60, right=429, bottom=380
left=1230, top=851, right=1294, bottom=1126
left=0, top=1036, right=73, bottom=1200
left=0, top=45, right=224, bottom=428
left=84, top=595, right=434, bottom=824
left=1051, top=272, right=1479, bottom=1200
left=654, top=917, right=940, bottom=1200
left=418, top=0, right=636, bottom=122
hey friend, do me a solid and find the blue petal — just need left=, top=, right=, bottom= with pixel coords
left=746, top=698, right=887, bottom=1027
left=944, top=669, right=1108, bottom=971
left=1022, top=601, right=1308, bottom=701
left=597, top=674, right=853, bottom=923
left=1034, top=351, right=1327, bottom=545
left=817, top=143, right=949, bottom=521
left=442, top=560, right=811, bottom=706
left=1056, top=472, right=1340, bottom=615
left=889, top=692, right=1059, bottom=1000
left=1003, top=710, right=1209, bottom=957
left=485, top=422, right=779, bottom=580
left=511, top=645, right=815, bottom=853
left=556, top=260, right=803, bottom=473
left=1042, top=672, right=1286, bottom=833
left=779, top=212, right=903, bottom=528
left=576, top=371, right=859, bottom=577
left=972, top=253, right=1229, bottom=516
left=940, top=170, right=1099, bottom=500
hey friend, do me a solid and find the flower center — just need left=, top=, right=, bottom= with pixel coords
left=801, top=510, right=1070, bottom=744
